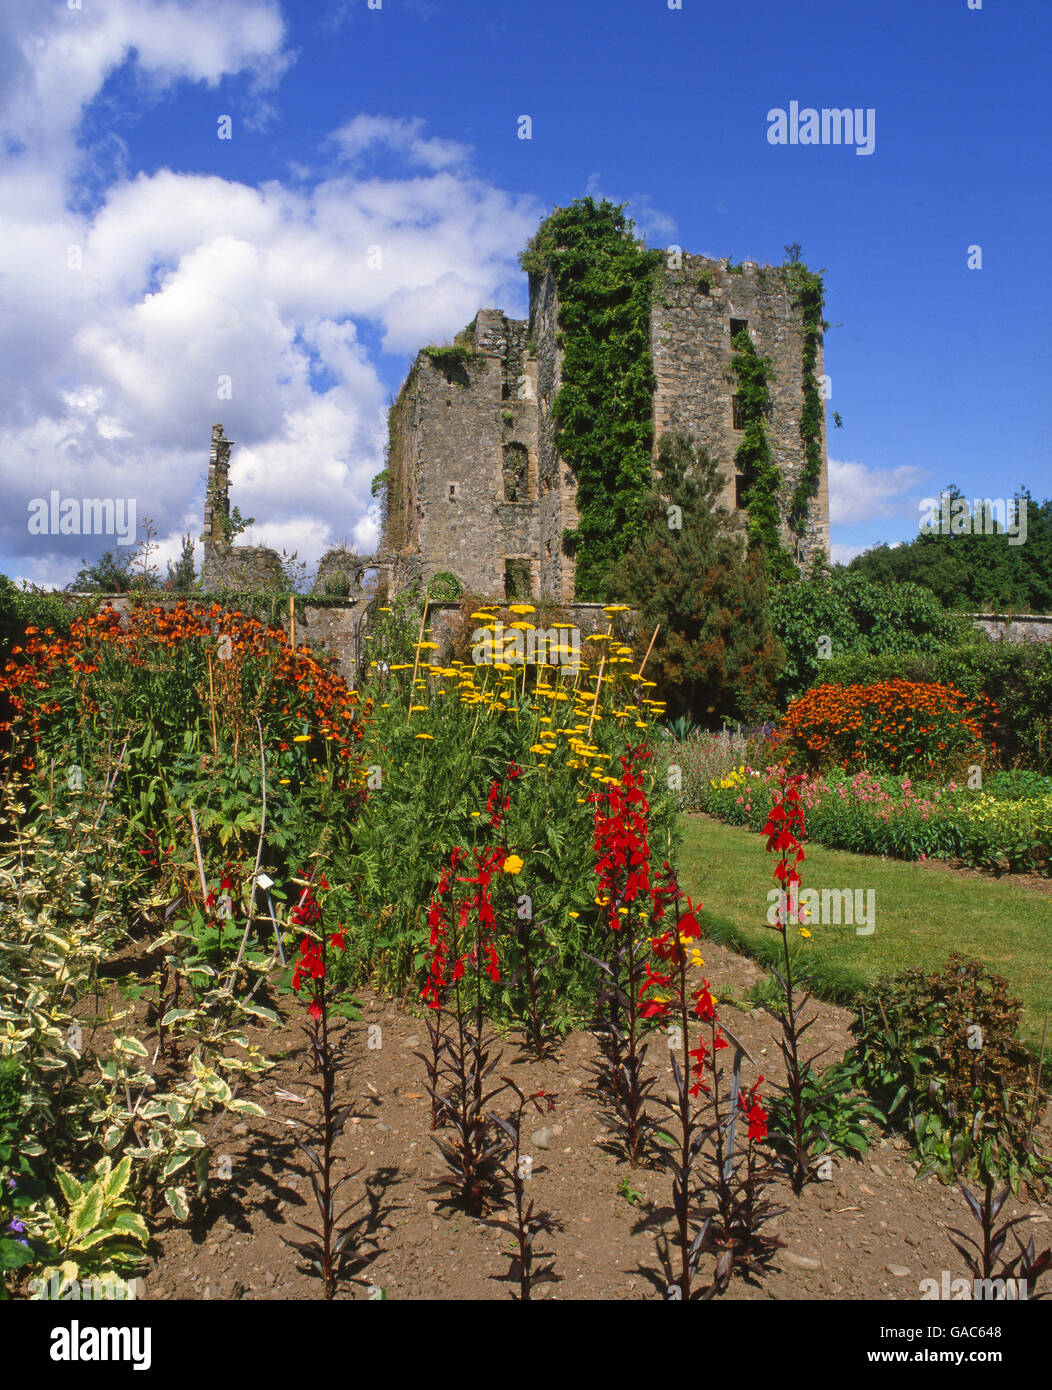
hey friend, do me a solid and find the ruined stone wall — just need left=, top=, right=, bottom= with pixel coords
left=382, top=245, right=832, bottom=600
left=530, top=269, right=577, bottom=602
left=388, top=312, right=544, bottom=600
left=650, top=255, right=829, bottom=562
left=969, top=614, right=1052, bottom=644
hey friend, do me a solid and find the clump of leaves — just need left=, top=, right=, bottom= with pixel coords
left=32, top=1157, right=149, bottom=1299
left=766, top=1056, right=884, bottom=1162
left=850, top=953, right=1047, bottom=1193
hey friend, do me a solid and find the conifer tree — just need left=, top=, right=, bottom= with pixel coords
left=605, top=432, right=783, bottom=725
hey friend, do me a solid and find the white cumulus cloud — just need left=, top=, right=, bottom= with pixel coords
left=0, top=4, right=542, bottom=587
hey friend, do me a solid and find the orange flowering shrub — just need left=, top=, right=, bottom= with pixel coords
left=778, top=679, right=995, bottom=778
left=0, top=599, right=366, bottom=798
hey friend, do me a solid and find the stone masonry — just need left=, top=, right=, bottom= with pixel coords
left=201, top=423, right=284, bottom=591
left=380, top=249, right=831, bottom=602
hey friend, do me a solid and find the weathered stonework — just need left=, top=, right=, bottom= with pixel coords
left=651, top=256, right=830, bottom=563
left=201, top=423, right=285, bottom=591
left=382, top=248, right=831, bottom=601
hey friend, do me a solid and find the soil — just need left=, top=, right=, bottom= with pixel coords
left=74, top=937, right=1052, bottom=1302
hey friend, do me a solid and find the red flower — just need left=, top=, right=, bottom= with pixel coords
left=693, top=980, right=716, bottom=1021
left=307, top=1000, right=323, bottom=1022
left=677, top=902, right=701, bottom=938
left=741, top=1078, right=767, bottom=1141
left=330, top=930, right=346, bottom=953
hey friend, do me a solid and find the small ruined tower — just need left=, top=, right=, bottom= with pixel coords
left=203, top=423, right=232, bottom=547
left=200, top=422, right=284, bottom=591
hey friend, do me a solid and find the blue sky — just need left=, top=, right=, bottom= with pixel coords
left=1, top=0, right=1049, bottom=585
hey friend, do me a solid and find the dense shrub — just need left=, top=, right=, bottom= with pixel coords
left=817, top=643, right=1052, bottom=773
left=851, top=953, right=1046, bottom=1192
left=771, top=568, right=976, bottom=704
left=778, top=679, right=994, bottom=778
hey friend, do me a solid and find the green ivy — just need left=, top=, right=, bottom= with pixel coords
left=730, top=331, right=794, bottom=582
left=784, top=257, right=827, bottom=535
left=519, top=198, right=661, bottom=600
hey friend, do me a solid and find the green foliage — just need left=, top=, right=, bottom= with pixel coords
left=339, top=673, right=679, bottom=1023
left=731, top=332, right=794, bottom=582
left=849, top=488, right=1052, bottom=613
left=324, top=571, right=351, bottom=597
left=519, top=198, right=661, bottom=599
left=850, top=954, right=1047, bottom=1192
left=427, top=570, right=464, bottom=603
left=31, top=1157, right=148, bottom=1298
left=771, top=566, right=976, bottom=703
left=765, top=1055, right=884, bottom=1161
left=784, top=254, right=827, bottom=534
left=605, top=431, right=783, bottom=724
left=0, top=577, right=86, bottom=659
left=70, top=550, right=139, bottom=593
left=166, top=534, right=197, bottom=592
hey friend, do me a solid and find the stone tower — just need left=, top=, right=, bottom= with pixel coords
left=200, top=423, right=284, bottom=591
left=381, top=249, right=830, bottom=601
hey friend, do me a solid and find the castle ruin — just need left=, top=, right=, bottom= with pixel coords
left=202, top=243, right=831, bottom=608
left=379, top=250, right=830, bottom=602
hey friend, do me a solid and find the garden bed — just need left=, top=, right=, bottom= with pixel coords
left=81, top=940, right=1052, bottom=1303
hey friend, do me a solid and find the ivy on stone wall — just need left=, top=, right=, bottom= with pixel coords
left=383, top=394, right=409, bottom=552
left=519, top=198, right=661, bottom=600
left=784, top=257, right=827, bottom=536
left=730, top=330, right=794, bottom=582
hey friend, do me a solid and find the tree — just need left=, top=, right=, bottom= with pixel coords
left=165, top=533, right=197, bottom=591
left=771, top=563, right=976, bottom=702
left=604, top=432, right=783, bottom=725
left=848, top=485, right=1052, bottom=613
left=70, top=550, right=135, bottom=592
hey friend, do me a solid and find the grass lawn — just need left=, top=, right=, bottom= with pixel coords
left=677, top=813, right=1051, bottom=1051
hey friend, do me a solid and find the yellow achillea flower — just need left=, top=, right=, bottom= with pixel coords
left=415, top=733, right=434, bottom=740
left=502, top=854, right=525, bottom=875
left=798, top=928, right=812, bottom=939
left=293, top=734, right=311, bottom=743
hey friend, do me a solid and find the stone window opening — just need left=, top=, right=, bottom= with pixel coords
left=730, top=318, right=749, bottom=343
left=732, top=395, right=745, bottom=430
left=735, top=473, right=747, bottom=510
left=504, top=557, right=532, bottom=601
left=448, top=482, right=457, bottom=500
left=502, top=443, right=529, bottom=502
